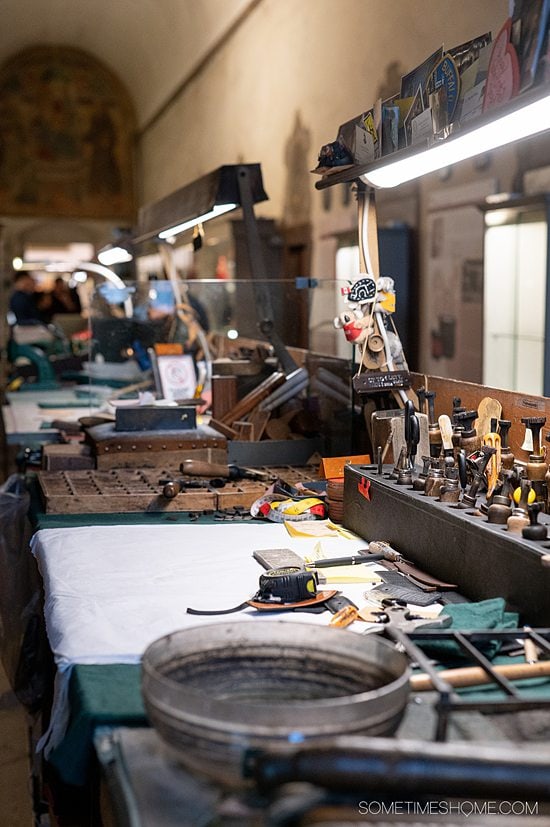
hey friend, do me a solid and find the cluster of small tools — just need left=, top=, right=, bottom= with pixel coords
left=388, top=390, right=550, bottom=542
left=188, top=540, right=453, bottom=645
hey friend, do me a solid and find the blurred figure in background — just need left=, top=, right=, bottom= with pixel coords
left=8, top=273, right=49, bottom=324
left=46, top=277, right=82, bottom=316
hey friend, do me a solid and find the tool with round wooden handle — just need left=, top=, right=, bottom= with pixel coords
left=180, top=459, right=236, bottom=478
left=475, top=396, right=502, bottom=443
left=438, top=413, right=454, bottom=466
left=180, top=460, right=269, bottom=480
left=410, top=660, right=550, bottom=691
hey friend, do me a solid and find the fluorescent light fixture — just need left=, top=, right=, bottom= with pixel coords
left=360, top=88, right=550, bottom=189
left=135, top=164, right=268, bottom=244
left=158, top=203, right=237, bottom=240
left=97, top=245, right=134, bottom=266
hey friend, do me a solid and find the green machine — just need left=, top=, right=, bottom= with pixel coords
left=6, top=324, right=65, bottom=391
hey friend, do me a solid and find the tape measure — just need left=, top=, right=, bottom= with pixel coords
left=251, top=494, right=327, bottom=522
left=187, top=564, right=336, bottom=615
left=258, top=567, right=318, bottom=603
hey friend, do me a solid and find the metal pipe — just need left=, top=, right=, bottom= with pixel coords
left=246, top=735, right=550, bottom=799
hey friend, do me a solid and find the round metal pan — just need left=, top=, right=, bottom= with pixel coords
left=142, top=620, right=410, bottom=787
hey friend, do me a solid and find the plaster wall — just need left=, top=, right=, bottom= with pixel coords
left=139, top=0, right=550, bottom=376
left=139, top=0, right=508, bottom=212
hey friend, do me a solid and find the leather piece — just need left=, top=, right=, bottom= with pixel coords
left=247, top=590, right=338, bottom=610
left=383, top=560, right=458, bottom=591
left=393, top=560, right=458, bottom=589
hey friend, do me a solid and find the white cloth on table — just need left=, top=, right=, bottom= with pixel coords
left=30, top=522, right=373, bottom=754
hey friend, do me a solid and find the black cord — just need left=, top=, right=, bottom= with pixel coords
left=186, top=600, right=251, bottom=616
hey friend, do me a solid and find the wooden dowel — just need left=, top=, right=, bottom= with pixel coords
left=411, top=660, right=550, bottom=691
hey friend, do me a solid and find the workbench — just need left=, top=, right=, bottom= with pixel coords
left=2, top=387, right=107, bottom=446
left=8, top=372, right=550, bottom=824
left=22, top=510, right=550, bottom=821
left=30, top=521, right=374, bottom=783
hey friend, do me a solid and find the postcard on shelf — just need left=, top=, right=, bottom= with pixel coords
left=512, top=0, right=550, bottom=91
left=404, top=85, right=426, bottom=146
left=337, top=110, right=378, bottom=165
left=429, top=85, right=448, bottom=134
left=381, top=99, right=399, bottom=155
left=483, top=18, right=520, bottom=112
left=449, top=32, right=492, bottom=79
left=411, top=107, right=433, bottom=145
left=400, top=46, right=443, bottom=101
left=460, top=80, right=486, bottom=122
left=354, top=125, right=375, bottom=164
left=427, top=53, right=460, bottom=130
left=457, top=44, right=491, bottom=95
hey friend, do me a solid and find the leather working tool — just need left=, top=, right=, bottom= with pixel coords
left=160, top=477, right=226, bottom=498
left=438, top=414, right=455, bottom=467
left=359, top=597, right=452, bottom=634
left=308, top=544, right=402, bottom=568
left=180, top=459, right=270, bottom=480
left=367, top=540, right=458, bottom=590
left=425, top=390, right=442, bottom=458
left=482, top=419, right=501, bottom=497
left=404, top=400, right=420, bottom=476
left=371, top=577, right=443, bottom=607
left=475, top=396, right=502, bottom=445
left=459, top=445, right=497, bottom=509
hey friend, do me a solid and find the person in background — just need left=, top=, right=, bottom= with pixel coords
left=8, top=272, right=49, bottom=324
left=47, top=277, right=82, bottom=316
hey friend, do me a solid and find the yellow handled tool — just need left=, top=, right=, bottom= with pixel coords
left=482, top=429, right=501, bottom=497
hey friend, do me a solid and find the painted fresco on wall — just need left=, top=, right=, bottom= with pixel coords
left=0, top=46, right=135, bottom=219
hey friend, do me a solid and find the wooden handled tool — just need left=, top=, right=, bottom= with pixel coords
left=438, top=414, right=454, bottom=454
left=180, top=459, right=270, bottom=480
left=410, top=660, right=550, bottom=691
left=181, top=460, right=235, bottom=478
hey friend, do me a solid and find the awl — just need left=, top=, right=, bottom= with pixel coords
left=309, top=554, right=386, bottom=568
left=310, top=543, right=405, bottom=568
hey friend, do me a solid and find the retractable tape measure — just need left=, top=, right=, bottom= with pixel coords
left=187, top=566, right=337, bottom=615
left=258, top=566, right=318, bottom=603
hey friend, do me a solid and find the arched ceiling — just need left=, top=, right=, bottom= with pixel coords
left=0, top=0, right=255, bottom=129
